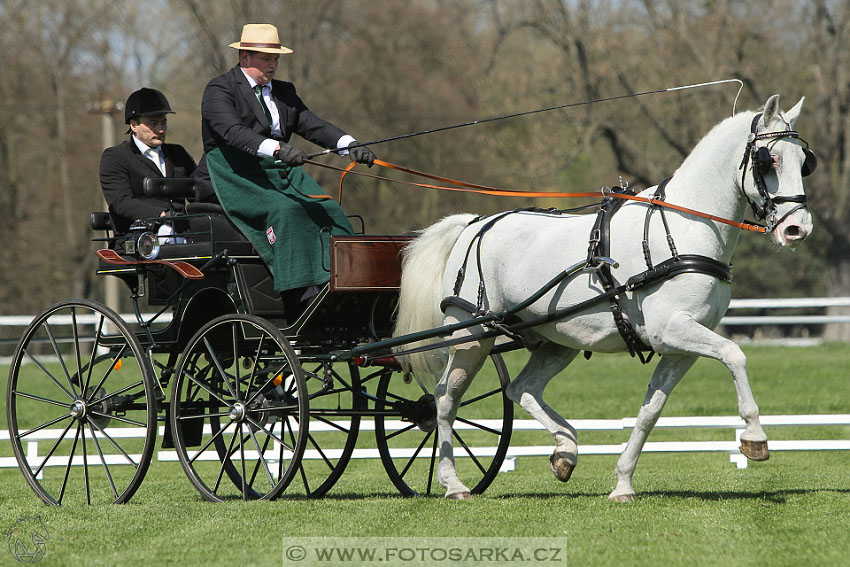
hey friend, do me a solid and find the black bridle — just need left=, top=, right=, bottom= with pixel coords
left=739, top=113, right=816, bottom=231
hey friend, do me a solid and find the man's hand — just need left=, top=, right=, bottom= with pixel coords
left=348, top=142, right=376, bottom=167
left=275, top=143, right=307, bottom=166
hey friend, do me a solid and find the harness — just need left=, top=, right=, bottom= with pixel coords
left=438, top=112, right=813, bottom=361
left=738, top=113, right=812, bottom=230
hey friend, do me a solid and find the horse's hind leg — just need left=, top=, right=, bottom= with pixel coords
left=505, top=343, right=579, bottom=482
left=435, top=336, right=494, bottom=500
left=609, top=354, right=696, bottom=502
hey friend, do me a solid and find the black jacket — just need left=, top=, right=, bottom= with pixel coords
left=99, top=139, right=196, bottom=234
left=195, top=65, right=348, bottom=200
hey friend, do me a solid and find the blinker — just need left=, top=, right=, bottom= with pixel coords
left=801, top=148, right=817, bottom=177
left=755, top=145, right=817, bottom=177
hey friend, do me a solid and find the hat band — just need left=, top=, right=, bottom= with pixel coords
left=239, top=41, right=282, bottom=49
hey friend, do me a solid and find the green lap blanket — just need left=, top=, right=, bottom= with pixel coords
left=206, top=146, right=353, bottom=292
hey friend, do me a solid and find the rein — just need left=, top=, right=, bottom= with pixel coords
left=306, top=159, right=769, bottom=234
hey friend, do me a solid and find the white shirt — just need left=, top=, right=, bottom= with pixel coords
left=132, top=135, right=166, bottom=175
left=239, top=68, right=355, bottom=158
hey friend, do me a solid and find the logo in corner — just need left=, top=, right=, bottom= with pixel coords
left=6, top=515, right=49, bottom=564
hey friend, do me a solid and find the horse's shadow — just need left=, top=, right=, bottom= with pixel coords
left=489, top=488, right=850, bottom=503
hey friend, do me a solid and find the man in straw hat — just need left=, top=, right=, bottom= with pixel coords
left=194, top=23, right=376, bottom=201
left=100, top=87, right=196, bottom=241
left=194, top=23, right=376, bottom=318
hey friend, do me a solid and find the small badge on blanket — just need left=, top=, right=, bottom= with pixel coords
left=266, top=226, right=277, bottom=244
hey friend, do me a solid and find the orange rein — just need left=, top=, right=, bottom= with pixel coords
left=305, top=158, right=767, bottom=234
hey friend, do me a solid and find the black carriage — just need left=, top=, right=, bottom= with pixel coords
left=5, top=178, right=513, bottom=504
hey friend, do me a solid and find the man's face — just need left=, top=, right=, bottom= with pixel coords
left=241, top=51, right=280, bottom=85
left=130, top=115, right=168, bottom=147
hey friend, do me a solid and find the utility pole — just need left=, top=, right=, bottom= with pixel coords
left=86, top=99, right=124, bottom=313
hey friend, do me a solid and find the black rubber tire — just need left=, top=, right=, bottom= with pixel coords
left=6, top=299, right=157, bottom=505
left=169, top=314, right=308, bottom=501
left=374, top=353, right=513, bottom=496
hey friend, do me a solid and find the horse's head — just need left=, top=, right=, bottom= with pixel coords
left=740, top=94, right=815, bottom=248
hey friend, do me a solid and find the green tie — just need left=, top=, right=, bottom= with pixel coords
left=254, top=84, right=273, bottom=125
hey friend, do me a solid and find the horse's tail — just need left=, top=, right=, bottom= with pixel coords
left=394, top=214, right=476, bottom=389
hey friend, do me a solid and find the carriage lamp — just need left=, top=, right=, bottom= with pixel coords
left=136, top=232, right=161, bottom=259
left=123, top=220, right=161, bottom=259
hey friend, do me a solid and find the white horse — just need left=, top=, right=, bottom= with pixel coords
left=394, top=94, right=814, bottom=501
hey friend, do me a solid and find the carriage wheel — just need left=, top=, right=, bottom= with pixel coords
left=6, top=299, right=157, bottom=505
left=170, top=314, right=308, bottom=501
left=374, top=353, right=513, bottom=496
left=281, top=360, right=364, bottom=498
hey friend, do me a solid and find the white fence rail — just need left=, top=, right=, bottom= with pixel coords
left=4, top=414, right=849, bottom=475
left=2, top=296, right=850, bottom=336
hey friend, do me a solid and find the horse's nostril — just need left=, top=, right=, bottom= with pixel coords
left=784, top=225, right=802, bottom=239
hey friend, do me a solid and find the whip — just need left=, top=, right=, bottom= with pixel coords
left=307, top=79, right=744, bottom=158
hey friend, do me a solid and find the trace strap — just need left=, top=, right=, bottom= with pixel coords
left=309, top=159, right=768, bottom=234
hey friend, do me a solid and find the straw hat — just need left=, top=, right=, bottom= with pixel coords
left=228, top=24, right=293, bottom=54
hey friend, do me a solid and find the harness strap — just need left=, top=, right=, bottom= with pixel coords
left=586, top=185, right=656, bottom=362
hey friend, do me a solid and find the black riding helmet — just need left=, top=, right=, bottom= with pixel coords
left=124, top=87, right=174, bottom=125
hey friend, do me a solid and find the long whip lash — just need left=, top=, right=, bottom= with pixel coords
left=307, top=79, right=743, bottom=158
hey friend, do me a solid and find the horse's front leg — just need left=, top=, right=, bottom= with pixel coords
left=610, top=354, right=696, bottom=502
left=435, top=337, right=492, bottom=500
left=656, top=313, right=769, bottom=459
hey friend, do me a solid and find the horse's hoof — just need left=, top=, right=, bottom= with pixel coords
left=550, top=452, right=575, bottom=482
left=740, top=439, right=770, bottom=461
left=608, top=493, right=636, bottom=503
left=445, top=491, right=471, bottom=500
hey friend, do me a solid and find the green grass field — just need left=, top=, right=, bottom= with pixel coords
left=2, top=343, right=849, bottom=566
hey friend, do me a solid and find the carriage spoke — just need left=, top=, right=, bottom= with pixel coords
left=213, top=428, right=241, bottom=495
left=87, top=419, right=141, bottom=469
left=247, top=428, right=276, bottom=488
left=309, top=414, right=351, bottom=434
left=11, top=390, right=70, bottom=409
left=44, top=322, right=79, bottom=397
left=86, top=421, right=119, bottom=500
left=88, top=411, right=146, bottom=428
left=245, top=416, right=292, bottom=450
left=88, top=378, right=143, bottom=406
left=184, top=369, right=231, bottom=407
left=17, top=414, right=73, bottom=440
left=82, top=315, right=106, bottom=394
left=384, top=422, right=417, bottom=441
left=86, top=344, right=130, bottom=400
left=453, top=429, right=487, bottom=474
left=23, top=349, right=75, bottom=400
left=70, top=308, right=85, bottom=396
left=189, top=420, right=234, bottom=465
left=398, top=430, right=433, bottom=480
left=80, top=421, right=91, bottom=505
left=203, top=337, right=239, bottom=401
left=231, top=326, right=241, bottom=403
left=426, top=434, right=438, bottom=495
left=460, top=387, right=501, bottom=407
left=239, top=425, right=248, bottom=500
left=57, top=424, right=83, bottom=505
left=454, top=416, right=501, bottom=436
left=30, top=420, right=76, bottom=478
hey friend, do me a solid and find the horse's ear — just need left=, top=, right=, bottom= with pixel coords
left=784, top=97, right=805, bottom=128
left=760, top=94, right=781, bottom=129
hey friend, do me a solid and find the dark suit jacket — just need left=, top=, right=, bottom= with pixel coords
left=99, top=139, right=196, bottom=234
left=195, top=65, right=348, bottom=200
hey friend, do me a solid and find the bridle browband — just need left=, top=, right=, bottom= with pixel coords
left=738, top=113, right=813, bottom=231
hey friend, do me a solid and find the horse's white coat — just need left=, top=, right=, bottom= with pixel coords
left=394, top=95, right=814, bottom=500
